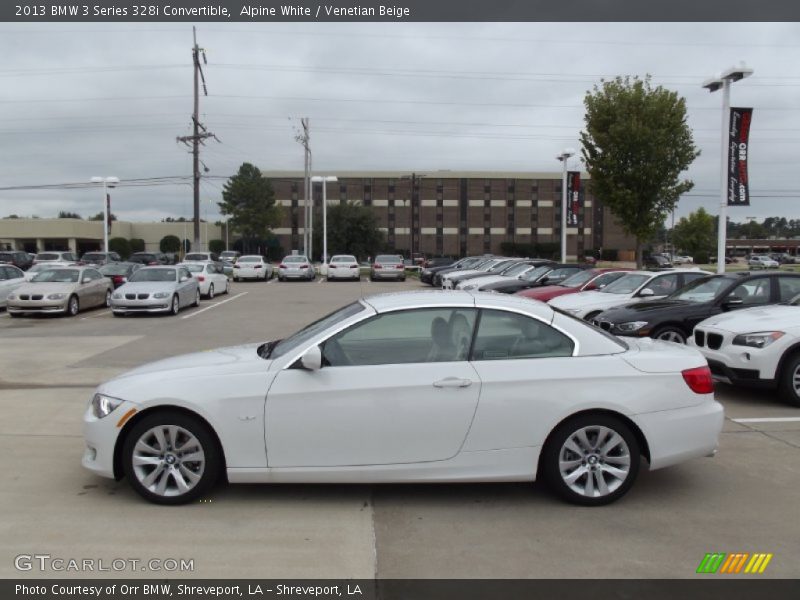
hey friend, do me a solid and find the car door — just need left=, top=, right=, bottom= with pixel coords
left=177, top=267, right=193, bottom=305
left=265, top=307, right=482, bottom=467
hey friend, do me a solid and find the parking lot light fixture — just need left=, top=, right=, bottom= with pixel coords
left=90, top=176, right=120, bottom=254
left=703, top=63, right=753, bottom=275
left=556, top=149, right=575, bottom=263
left=311, top=175, right=338, bottom=267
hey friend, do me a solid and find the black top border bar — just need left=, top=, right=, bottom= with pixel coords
left=3, top=0, right=800, bottom=22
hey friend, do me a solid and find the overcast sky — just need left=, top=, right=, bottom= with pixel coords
left=0, top=22, right=798, bottom=225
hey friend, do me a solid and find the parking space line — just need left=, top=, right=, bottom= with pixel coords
left=317, top=278, right=324, bottom=284
left=84, top=309, right=112, bottom=319
left=732, top=417, right=800, bottom=423
left=181, top=292, right=248, bottom=319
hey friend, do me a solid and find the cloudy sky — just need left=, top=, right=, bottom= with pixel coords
left=0, top=21, right=798, bottom=225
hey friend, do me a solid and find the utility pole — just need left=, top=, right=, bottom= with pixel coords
left=177, top=26, right=218, bottom=251
left=401, top=172, right=425, bottom=259
left=295, top=118, right=311, bottom=255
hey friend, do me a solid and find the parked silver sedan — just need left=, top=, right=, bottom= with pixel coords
left=370, top=254, right=406, bottom=281
left=278, top=255, right=315, bottom=281
left=7, top=266, right=112, bottom=317
left=110, top=266, right=200, bottom=317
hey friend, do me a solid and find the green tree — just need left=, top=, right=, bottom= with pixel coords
left=129, top=238, right=145, bottom=253
left=109, top=237, right=131, bottom=259
left=580, top=75, right=700, bottom=268
left=89, top=212, right=117, bottom=221
left=208, top=239, right=225, bottom=255
left=218, top=163, right=282, bottom=243
left=671, top=208, right=716, bottom=260
left=160, top=235, right=181, bottom=253
left=311, top=202, right=385, bottom=261
left=58, top=211, right=82, bottom=219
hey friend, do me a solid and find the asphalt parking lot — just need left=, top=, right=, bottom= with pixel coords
left=1, top=276, right=798, bottom=579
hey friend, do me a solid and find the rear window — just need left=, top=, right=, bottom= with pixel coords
left=239, top=256, right=262, bottom=263
left=332, top=256, right=356, bottom=263
left=375, top=255, right=402, bottom=263
left=36, top=253, right=60, bottom=261
left=184, top=253, right=208, bottom=261
left=284, top=256, right=308, bottom=263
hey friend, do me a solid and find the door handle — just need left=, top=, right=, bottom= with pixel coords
left=433, top=377, right=473, bottom=388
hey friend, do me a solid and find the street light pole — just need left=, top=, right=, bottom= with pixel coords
left=311, top=176, right=338, bottom=267
left=703, top=63, right=753, bottom=274
left=556, top=149, right=575, bottom=263
left=91, top=176, right=119, bottom=254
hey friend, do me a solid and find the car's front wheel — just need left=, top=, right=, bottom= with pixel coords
left=653, top=326, right=687, bottom=344
left=170, top=295, right=180, bottom=316
left=122, top=411, right=221, bottom=505
left=66, top=295, right=79, bottom=317
left=779, top=353, right=800, bottom=407
left=192, top=289, right=200, bottom=307
left=542, top=414, right=640, bottom=506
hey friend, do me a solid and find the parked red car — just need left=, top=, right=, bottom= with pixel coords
left=515, top=268, right=633, bottom=302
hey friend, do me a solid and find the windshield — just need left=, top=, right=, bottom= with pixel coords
left=560, top=270, right=596, bottom=288
left=184, top=254, right=209, bottom=261
left=520, top=265, right=551, bottom=282
left=129, top=269, right=177, bottom=283
left=600, top=273, right=651, bottom=294
left=36, top=253, right=60, bottom=261
left=28, top=264, right=54, bottom=273
left=502, top=262, right=533, bottom=277
left=284, top=256, right=308, bottom=263
left=31, top=269, right=79, bottom=283
left=82, top=253, right=105, bottom=260
left=270, top=301, right=368, bottom=359
left=488, top=260, right=516, bottom=273
left=100, top=264, right=132, bottom=276
left=669, top=276, right=726, bottom=302
left=239, top=256, right=262, bottom=263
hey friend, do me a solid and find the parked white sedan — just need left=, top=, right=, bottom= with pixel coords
left=233, top=255, right=273, bottom=281
left=180, top=262, right=230, bottom=298
left=691, top=292, right=800, bottom=406
left=83, top=290, right=723, bottom=506
left=326, top=254, right=361, bottom=281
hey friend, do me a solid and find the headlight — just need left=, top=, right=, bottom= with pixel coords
left=732, top=331, right=784, bottom=349
left=153, top=292, right=170, bottom=299
left=7, top=293, right=16, bottom=300
left=90, top=393, right=123, bottom=419
left=615, top=321, right=649, bottom=333
left=47, top=293, right=67, bottom=300
left=112, top=292, right=121, bottom=299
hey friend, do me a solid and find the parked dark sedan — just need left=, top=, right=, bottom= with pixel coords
left=81, top=251, right=121, bottom=265
left=129, top=251, right=169, bottom=266
left=479, top=263, right=590, bottom=294
left=0, top=250, right=34, bottom=271
left=428, top=256, right=493, bottom=286
left=99, top=262, right=143, bottom=288
left=591, top=272, right=800, bottom=344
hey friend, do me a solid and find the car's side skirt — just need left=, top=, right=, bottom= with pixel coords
left=226, top=446, right=540, bottom=484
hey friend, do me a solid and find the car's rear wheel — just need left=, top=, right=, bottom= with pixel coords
left=653, top=326, right=687, bottom=344
left=225, top=280, right=230, bottom=294
left=542, top=414, right=640, bottom=506
left=66, top=295, right=79, bottom=317
left=779, top=353, right=800, bottom=407
left=192, top=289, right=200, bottom=307
left=122, top=411, right=221, bottom=505
left=207, top=284, right=214, bottom=299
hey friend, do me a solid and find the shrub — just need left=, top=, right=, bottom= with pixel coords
left=209, top=239, right=226, bottom=255
left=160, top=235, right=181, bottom=253
left=129, top=238, right=145, bottom=253
left=109, top=237, right=131, bottom=259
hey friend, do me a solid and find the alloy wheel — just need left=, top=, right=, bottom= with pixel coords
left=131, top=425, right=206, bottom=498
left=67, top=296, right=79, bottom=316
left=557, top=425, right=632, bottom=499
left=208, top=284, right=214, bottom=299
left=655, top=329, right=686, bottom=344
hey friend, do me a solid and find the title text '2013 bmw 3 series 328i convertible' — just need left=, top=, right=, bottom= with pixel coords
left=83, top=291, right=723, bottom=506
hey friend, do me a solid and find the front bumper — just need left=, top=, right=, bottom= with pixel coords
left=691, top=327, right=783, bottom=384
left=632, top=400, right=724, bottom=470
left=111, top=299, right=171, bottom=313
left=7, top=299, right=68, bottom=314
left=82, top=400, right=136, bottom=480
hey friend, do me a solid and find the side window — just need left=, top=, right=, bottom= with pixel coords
left=731, top=278, right=771, bottom=306
left=179, top=268, right=190, bottom=280
left=0, top=267, right=9, bottom=280
left=778, top=277, right=800, bottom=303
left=323, top=308, right=478, bottom=367
left=471, top=310, right=574, bottom=360
left=647, top=273, right=680, bottom=296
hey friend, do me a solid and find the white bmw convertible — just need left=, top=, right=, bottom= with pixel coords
left=83, top=291, right=724, bottom=506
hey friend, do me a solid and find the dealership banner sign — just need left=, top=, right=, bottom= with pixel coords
left=728, top=107, right=753, bottom=206
left=566, top=171, right=581, bottom=227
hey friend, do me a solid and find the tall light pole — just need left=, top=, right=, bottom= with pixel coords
left=90, top=176, right=119, bottom=253
left=703, top=63, right=753, bottom=274
left=556, top=149, right=575, bottom=263
left=311, top=175, right=338, bottom=267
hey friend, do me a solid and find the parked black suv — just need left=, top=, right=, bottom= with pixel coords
left=0, top=250, right=33, bottom=271
left=592, top=272, right=800, bottom=344
left=129, top=251, right=169, bottom=265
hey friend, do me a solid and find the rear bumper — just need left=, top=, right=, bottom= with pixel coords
left=235, top=269, right=266, bottom=279
left=372, top=271, right=405, bottom=280
left=632, top=400, right=724, bottom=470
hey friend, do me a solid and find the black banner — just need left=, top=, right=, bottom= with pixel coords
left=566, top=171, right=581, bottom=228
left=728, top=107, right=753, bottom=207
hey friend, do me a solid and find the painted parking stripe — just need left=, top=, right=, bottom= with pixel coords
left=86, top=309, right=112, bottom=319
left=181, top=292, right=247, bottom=319
left=732, top=417, right=800, bottom=423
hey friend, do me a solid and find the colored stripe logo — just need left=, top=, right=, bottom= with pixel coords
left=697, top=553, right=773, bottom=574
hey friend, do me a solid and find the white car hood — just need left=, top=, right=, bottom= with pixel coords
left=700, top=305, right=800, bottom=333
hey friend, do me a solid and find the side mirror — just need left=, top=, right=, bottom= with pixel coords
left=639, top=288, right=655, bottom=297
left=180, top=275, right=189, bottom=282
left=82, top=277, right=91, bottom=284
left=300, top=345, right=322, bottom=371
left=723, top=295, right=744, bottom=308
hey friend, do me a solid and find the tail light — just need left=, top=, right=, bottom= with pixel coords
left=112, top=276, right=124, bottom=284
left=350, top=265, right=358, bottom=269
left=148, top=261, right=158, bottom=266
left=373, top=263, right=382, bottom=269
left=253, top=265, right=261, bottom=269
left=329, top=264, right=337, bottom=268
left=279, top=264, right=287, bottom=269
left=299, top=264, right=309, bottom=268
left=233, top=264, right=240, bottom=268
left=396, top=264, right=404, bottom=269
left=196, top=276, right=205, bottom=281
left=682, top=366, right=714, bottom=394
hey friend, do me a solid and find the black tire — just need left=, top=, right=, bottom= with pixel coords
left=233, top=276, right=239, bottom=282
left=9, top=312, right=21, bottom=318
left=207, top=284, right=215, bottom=299
left=278, top=276, right=285, bottom=282
left=104, top=290, right=112, bottom=308
left=67, top=295, right=79, bottom=317
left=542, top=414, right=640, bottom=506
left=652, top=326, right=687, bottom=344
left=170, top=294, right=180, bottom=316
left=779, top=353, right=800, bottom=407
left=112, top=312, right=123, bottom=318
left=122, top=410, right=221, bottom=505
left=192, top=289, right=200, bottom=307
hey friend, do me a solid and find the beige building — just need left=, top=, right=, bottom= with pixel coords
left=0, top=218, right=222, bottom=255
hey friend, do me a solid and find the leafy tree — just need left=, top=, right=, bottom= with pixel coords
left=109, top=237, right=131, bottom=259
left=218, top=163, right=282, bottom=242
left=89, top=212, right=117, bottom=221
left=580, top=75, right=700, bottom=267
left=160, top=235, right=181, bottom=253
left=310, top=202, right=385, bottom=261
left=671, top=208, right=715, bottom=259
left=58, top=211, right=82, bottom=219
left=129, top=238, right=146, bottom=253
left=4, top=215, right=19, bottom=219
left=208, top=239, right=226, bottom=255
